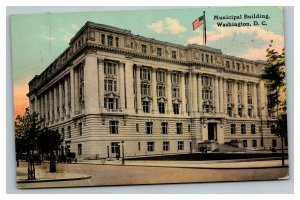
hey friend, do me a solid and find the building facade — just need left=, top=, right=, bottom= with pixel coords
left=27, top=22, right=285, bottom=160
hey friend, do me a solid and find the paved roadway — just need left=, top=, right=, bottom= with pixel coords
left=17, top=162, right=289, bottom=189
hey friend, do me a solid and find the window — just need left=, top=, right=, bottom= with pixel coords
left=248, top=109, right=252, bottom=118
left=78, top=66, right=84, bottom=104
left=157, top=47, right=162, bottom=56
left=142, top=101, right=150, bottom=113
left=231, top=124, right=236, bottom=134
left=188, top=125, right=191, bottom=132
left=237, top=82, right=242, bottom=92
left=272, top=139, right=277, bottom=148
left=147, top=142, right=154, bottom=151
left=227, top=94, right=233, bottom=103
left=101, top=34, right=105, bottom=45
left=252, top=140, right=257, bottom=148
left=242, top=140, right=247, bottom=148
left=136, top=124, right=139, bottom=132
left=247, top=95, right=253, bottom=105
left=176, top=123, right=183, bottom=134
left=163, top=141, right=170, bottom=151
left=67, top=126, right=71, bottom=138
left=227, top=107, right=233, bottom=117
left=78, top=144, right=82, bottom=155
left=173, top=104, right=180, bottom=115
left=271, top=124, right=276, bottom=134
left=171, top=51, right=177, bottom=59
left=107, top=35, right=113, bottom=46
left=104, top=98, right=118, bottom=110
left=157, top=70, right=166, bottom=82
left=236, top=63, right=240, bottom=70
left=111, top=142, right=119, bottom=153
left=109, top=121, right=119, bottom=134
left=202, top=76, right=212, bottom=86
left=238, top=95, right=242, bottom=104
left=104, top=62, right=117, bottom=75
left=105, top=80, right=117, bottom=92
left=141, top=68, right=151, bottom=81
left=146, top=122, right=153, bottom=134
left=158, top=102, right=165, bottom=114
left=172, top=87, right=180, bottom=98
left=141, top=44, right=147, bottom=54
left=225, top=61, right=230, bottom=68
left=161, top=122, right=168, bottom=134
left=260, top=139, right=264, bottom=147
left=241, top=124, right=246, bottom=134
left=141, top=84, right=150, bottom=95
left=171, top=73, right=179, bottom=84
left=138, top=142, right=141, bottom=151
left=115, top=37, right=119, bottom=48
left=251, top=124, right=256, bottom=134
left=247, top=83, right=253, bottom=93
left=238, top=108, right=243, bottom=117
left=178, top=141, right=184, bottom=150
left=227, top=81, right=233, bottom=90
left=203, top=90, right=212, bottom=100
left=78, top=122, right=83, bottom=136
left=157, top=85, right=165, bottom=97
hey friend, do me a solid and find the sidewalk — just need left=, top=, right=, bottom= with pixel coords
left=79, top=158, right=289, bottom=169
left=16, top=163, right=91, bottom=183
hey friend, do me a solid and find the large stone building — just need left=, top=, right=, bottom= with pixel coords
left=27, top=21, right=284, bottom=160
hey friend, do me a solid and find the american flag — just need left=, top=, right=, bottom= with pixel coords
left=192, top=15, right=204, bottom=31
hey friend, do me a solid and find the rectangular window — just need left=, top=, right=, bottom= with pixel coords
left=105, top=79, right=117, bottom=92
left=241, top=124, right=246, bottom=134
left=78, top=123, right=83, bottom=136
left=138, top=142, right=141, bottom=151
left=172, top=87, right=180, bottom=98
left=251, top=124, right=256, bottom=134
left=248, top=109, right=252, bottom=118
left=248, top=95, right=253, bottom=105
left=173, top=103, right=180, bottom=114
left=111, top=142, right=119, bottom=153
left=146, top=122, right=153, bottom=134
left=158, top=102, right=165, bottom=114
left=156, top=70, right=166, bottom=82
left=108, top=35, right=113, bottom=46
left=227, top=94, right=232, bottom=103
left=163, top=141, right=170, bottom=151
left=78, top=66, right=84, bottom=104
left=136, top=124, right=139, bottom=132
left=157, top=85, right=165, bottom=97
left=157, top=47, right=162, bottom=56
left=236, top=63, right=240, bottom=70
left=247, top=83, right=253, bottom=93
left=242, top=140, right=247, bottom=148
left=178, top=141, right=184, bottom=150
left=227, top=81, right=233, bottom=90
left=227, top=107, right=233, bottom=117
left=141, top=44, right=147, bottom=54
left=202, top=76, right=212, bottom=86
left=171, top=51, right=177, bottom=59
left=104, top=62, right=117, bottom=75
left=252, top=140, right=257, bottom=148
left=141, top=84, right=150, bottom=95
left=238, top=95, right=242, bottom=104
left=104, top=98, right=118, bottom=110
left=171, top=73, right=179, bottom=84
left=78, top=144, right=82, bottom=155
left=272, top=139, right=277, bottom=148
left=271, top=125, right=276, bottom=134
left=238, top=108, right=243, bottom=117
left=161, top=122, right=168, bottom=134
left=225, top=61, right=230, bottom=68
left=115, top=37, right=119, bottom=48
left=141, top=68, right=151, bottom=81
left=101, top=34, right=105, bottom=45
left=147, top=142, right=154, bottom=151
left=176, top=123, right=183, bottom=134
left=231, top=124, right=236, bottom=134
left=109, top=121, right=119, bottom=134
left=237, top=82, right=242, bottom=92
left=142, top=101, right=150, bottom=113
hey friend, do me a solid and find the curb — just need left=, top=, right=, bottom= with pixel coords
left=17, top=175, right=91, bottom=183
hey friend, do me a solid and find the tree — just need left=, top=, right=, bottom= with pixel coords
left=261, top=48, right=287, bottom=165
left=38, top=128, right=62, bottom=172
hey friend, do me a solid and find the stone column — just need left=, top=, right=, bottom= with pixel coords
left=197, top=73, right=202, bottom=113
left=166, top=70, right=173, bottom=114
left=49, top=89, right=53, bottom=123
left=223, top=79, right=227, bottom=114
left=192, top=72, right=198, bottom=114
left=181, top=72, right=186, bottom=115
left=136, top=65, right=142, bottom=113
left=74, top=68, right=79, bottom=114
left=44, top=93, right=48, bottom=124
left=219, top=78, right=224, bottom=114
left=188, top=72, right=193, bottom=114
left=233, top=80, right=238, bottom=117
left=243, top=81, right=248, bottom=118
left=259, top=80, right=267, bottom=119
left=70, top=67, right=75, bottom=117
left=64, top=77, right=70, bottom=117
left=98, top=58, right=105, bottom=112
left=253, top=82, right=258, bottom=118
left=53, top=86, right=58, bottom=122
left=119, top=62, right=125, bottom=111
left=124, top=60, right=134, bottom=114
left=215, top=76, right=219, bottom=113
left=85, top=55, right=99, bottom=114
left=59, top=81, right=64, bottom=120
left=151, top=67, right=157, bottom=114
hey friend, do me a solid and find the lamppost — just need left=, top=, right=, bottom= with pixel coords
left=121, top=141, right=125, bottom=165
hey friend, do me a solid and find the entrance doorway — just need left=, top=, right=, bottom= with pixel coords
left=208, top=123, right=217, bottom=141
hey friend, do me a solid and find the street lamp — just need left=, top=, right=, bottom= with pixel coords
left=121, top=140, right=125, bottom=165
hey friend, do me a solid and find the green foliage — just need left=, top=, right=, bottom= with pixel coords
left=38, top=128, right=63, bottom=154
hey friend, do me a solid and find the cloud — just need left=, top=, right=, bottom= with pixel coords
left=147, top=17, right=186, bottom=35
left=240, top=47, right=268, bottom=60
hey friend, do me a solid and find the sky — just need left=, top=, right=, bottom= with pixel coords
left=10, top=7, right=284, bottom=118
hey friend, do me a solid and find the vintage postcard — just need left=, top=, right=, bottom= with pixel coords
left=11, top=7, right=288, bottom=189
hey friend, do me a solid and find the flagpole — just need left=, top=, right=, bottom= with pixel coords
left=204, top=11, right=207, bottom=46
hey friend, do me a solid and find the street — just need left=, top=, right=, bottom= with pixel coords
left=17, top=162, right=289, bottom=189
